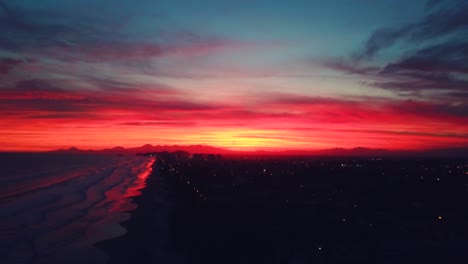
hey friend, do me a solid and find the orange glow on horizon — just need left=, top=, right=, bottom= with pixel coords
left=0, top=86, right=467, bottom=152
left=1, top=2, right=467, bottom=154
left=1, top=124, right=467, bottom=152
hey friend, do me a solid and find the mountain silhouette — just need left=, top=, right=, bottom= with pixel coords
left=52, top=145, right=468, bottom=157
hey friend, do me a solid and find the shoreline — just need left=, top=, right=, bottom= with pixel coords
left=95, top=159, right=180, bottom=263
left=40, top=156, right=156, bottom=264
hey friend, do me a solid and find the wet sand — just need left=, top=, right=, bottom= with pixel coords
left=0, top=154, right=155, bottom=264
left=96, top=161, right=184, bottom=263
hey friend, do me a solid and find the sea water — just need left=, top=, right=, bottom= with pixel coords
left=0, top=153, right=154, bottom=264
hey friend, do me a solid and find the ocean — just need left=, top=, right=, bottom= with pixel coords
left=0, top=153, right=155, bottom=264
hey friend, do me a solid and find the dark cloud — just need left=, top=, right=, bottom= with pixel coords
left=270, top=93, right=468, bottom=120
left=358, top=0, right=468, bottom=59
left=0, top=1, right=96, bottom=51
left=371, top=72, right=468, bottom=92
left=0, top=78, right=223, bottom=119
left=372, top=39, right=468, bottom=93
left=0, top=57, right=22, bottom=74
left=448, top=91, right=468, bottom=99
left=15, top=79, right=62, bottom=90
left=381, top=41, right=468, bottom=75
left=264, top=93, right=358, bottom=106
left=323, top=1, right=468, bottom=97
left=321, top=59, right=380, bottom=75
left=46, top=37, right=239, bottom=64
left=390, top=99, right=468, bottom=118
left=0, top=0, right=238, bottom=65
left=433, top=103, right=468, bottom=117
left=357, top=26, right=411, bottom=60
left=0, top=98, right=86, bottom=112
left=83, top=76, right=177, bottom=95
left=51, top=43, right=166, bottom=63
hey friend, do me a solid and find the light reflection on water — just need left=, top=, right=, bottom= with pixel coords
left=0, top=154, right=155, bottom=264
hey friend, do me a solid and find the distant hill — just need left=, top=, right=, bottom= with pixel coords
left=51, top=145, right=468, bottom=158
left=52, top=144, right=234, bottom=155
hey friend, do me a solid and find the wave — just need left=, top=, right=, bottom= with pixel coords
left=0, top=154, right=155, bottom=264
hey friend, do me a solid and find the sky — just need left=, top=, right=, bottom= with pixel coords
left=0, top=0, right=467, bottom=151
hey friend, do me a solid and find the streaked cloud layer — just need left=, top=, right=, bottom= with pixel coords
left=1, top=0, right=467, bottom=151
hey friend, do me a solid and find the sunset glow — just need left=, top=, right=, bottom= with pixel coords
left=1, top=0, right=467, bottom=151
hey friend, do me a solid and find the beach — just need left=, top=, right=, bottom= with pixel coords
left=97, top=157, right=182, bottom=263
left=0, top=153, right=154, bottom=264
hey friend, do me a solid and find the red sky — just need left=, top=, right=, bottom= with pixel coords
left=1, top=86, right=466, bottom=151
left=0, top=0, right=467, bottom=151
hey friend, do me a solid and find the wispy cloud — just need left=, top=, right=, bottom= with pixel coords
left=357, top=0, right=468, bottom=60
left=321, top=0, right=468, bottom=99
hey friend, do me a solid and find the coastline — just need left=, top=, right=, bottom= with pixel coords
left=0, top=154, right=156, bottom=264
left=96, top=159, right=182, bottom=263
left=43, top=156, right=157, bottom=264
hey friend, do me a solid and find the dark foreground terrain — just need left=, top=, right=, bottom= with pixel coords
left=98, top=152, right=468, bottom=264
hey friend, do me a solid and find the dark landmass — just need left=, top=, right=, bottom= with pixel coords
left=51, top=144, right=468, bottom=158
left=98, top=151, right=468, bottom=264
left=52, top=144, right=233, bottom=155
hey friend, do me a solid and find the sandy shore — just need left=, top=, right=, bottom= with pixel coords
left=96, top=161, right=185, bottom=263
